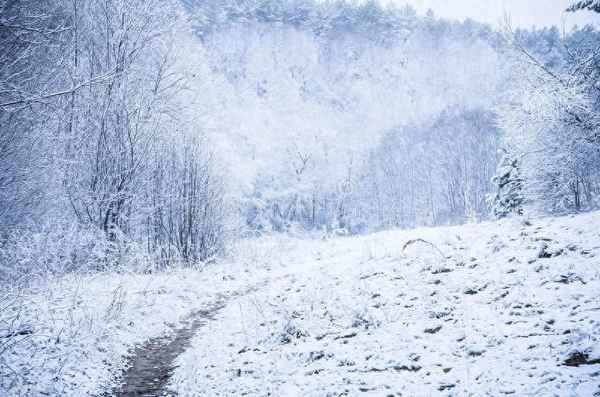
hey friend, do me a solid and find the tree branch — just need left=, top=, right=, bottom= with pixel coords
left=0, top=69, right=118, bottom=108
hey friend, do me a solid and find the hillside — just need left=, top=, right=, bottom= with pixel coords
left=3, top=211, right=600, bottom=396
left=168, top=212, right=600, bottom=396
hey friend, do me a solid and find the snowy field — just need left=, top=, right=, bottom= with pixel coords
left=170, top=212, right=600, bottom=396
left=2, top=212, right=600, bottom=396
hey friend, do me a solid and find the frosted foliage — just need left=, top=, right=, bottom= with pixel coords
left=568, top=0, right=600, bottom=12
left=490, top=149, right=524, bottom=219
left=1, top=0, right=599, bottom=263
left=1, top=1, right=600, bottom=396
left=200, top=24, right=503, bottom=193
left=178, top=6, right=510, bottom=233
left=499, top=45, right=600, bottom=214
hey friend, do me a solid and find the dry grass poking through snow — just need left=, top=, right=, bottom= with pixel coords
left=169, top=212, right=600, bottom=396
left=2, top=212, right=600, bottom=396
left=0, top=257, right=279, bottom=396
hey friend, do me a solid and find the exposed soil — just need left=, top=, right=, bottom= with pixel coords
left=563, top=351, right=600, bottom=367
left=108, top=282, right=267, bottom=397
left=111, top=296, right=227, bottom=397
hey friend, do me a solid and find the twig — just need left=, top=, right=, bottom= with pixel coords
left=401, top=238, right=446, bottom=258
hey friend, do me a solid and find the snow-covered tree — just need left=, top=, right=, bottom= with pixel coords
left=568, top=0, right=600, bottom=12
left=499, top=24, right=600, bottom=214
left=0, top=0, right=70, bottom=232
left=0, top=0, right=228, bottom=275
left=490, top=149, right=524, bottom=218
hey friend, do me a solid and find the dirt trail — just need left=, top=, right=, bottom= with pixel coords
left=111, top=297, right=227, bottom=397
left=109, top=282, right=268, bottom=397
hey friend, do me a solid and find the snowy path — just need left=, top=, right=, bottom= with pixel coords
left=2, top=254, right=280, bottom=396
left=112, top=297, right=227, bottom=397
left=110, top=280, right=272, bottom=396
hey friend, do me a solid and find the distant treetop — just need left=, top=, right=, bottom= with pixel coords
left=568, top=0, right=600, bottom=12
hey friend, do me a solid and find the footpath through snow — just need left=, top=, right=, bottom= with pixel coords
left=0, top=245, right=283, bottom=396
left=2, top=212, right=600, bottom=396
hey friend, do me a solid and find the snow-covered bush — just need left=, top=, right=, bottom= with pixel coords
left=0, top=224, right=162, bottom=284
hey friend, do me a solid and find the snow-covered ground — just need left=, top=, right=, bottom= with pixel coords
left=169, top=213, right=600, bottom=396
left=0, top=248, right=283, bottom=396
left=3, top=212, right=600, bottom=396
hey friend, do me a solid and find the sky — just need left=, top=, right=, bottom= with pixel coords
left=385, top=0, right=599, bottom=29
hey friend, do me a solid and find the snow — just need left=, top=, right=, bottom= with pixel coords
left=0, top=259, right=277, bottom=396
left=169, top=212, right=600, bottom=396
left=3, top=211, right=600, bottom=396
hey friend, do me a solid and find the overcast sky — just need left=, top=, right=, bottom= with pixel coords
left=384, top=0, right=598, bottom=29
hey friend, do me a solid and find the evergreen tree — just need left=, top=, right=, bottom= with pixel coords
left=568, top=0, right=600, bottom=12
left=490, top=149, right=524, bottom=219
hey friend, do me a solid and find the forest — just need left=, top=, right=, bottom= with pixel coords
left=1, top=1, right=600, bottom=396
left=1, top=1, right=599, bottom=278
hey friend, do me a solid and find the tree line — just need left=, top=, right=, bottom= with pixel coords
left=0, top=0, right=226, bottom=281
left=1, top=0, right=599, bottom=279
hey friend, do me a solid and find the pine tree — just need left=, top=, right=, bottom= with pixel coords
left=490, top=149, right=525, bottom=219
left=567, top=0, right=600, bottom=12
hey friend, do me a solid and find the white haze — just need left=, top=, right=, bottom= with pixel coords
left=193, top=23, right=504, bottom=196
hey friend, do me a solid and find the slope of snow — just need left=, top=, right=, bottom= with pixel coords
left=169, top=212, right=600, bottom=396
left=3, top=212, right=600, bottom=396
